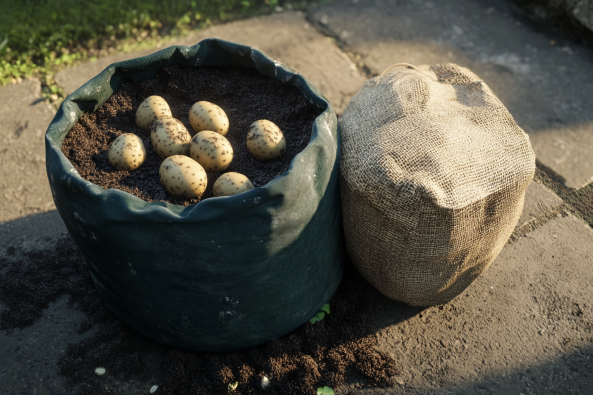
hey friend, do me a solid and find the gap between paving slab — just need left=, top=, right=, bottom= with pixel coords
left=55, top=11, right=366, bottom=115
left=309, top=0, right=593, bottom=189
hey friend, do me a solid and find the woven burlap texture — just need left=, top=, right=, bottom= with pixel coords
left=339, top=63, right=535, bottom=306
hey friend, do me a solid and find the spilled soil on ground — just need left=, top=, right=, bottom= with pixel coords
left=0, top=236, right=397, bottom=394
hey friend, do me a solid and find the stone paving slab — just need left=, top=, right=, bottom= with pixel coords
left=56, top=11, right=366, bottom=115
left=0, top=79, right=56, bottom=224
left=518, top=179, right=563, bottom=227
left=530, top=122, right=593, bottom=188
left=340, top=213, right=593, bottom=394
left=309, top=0, right=593, bottom=188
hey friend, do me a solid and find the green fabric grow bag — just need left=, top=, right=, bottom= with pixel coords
left=45, top=39, right=343, bottom=352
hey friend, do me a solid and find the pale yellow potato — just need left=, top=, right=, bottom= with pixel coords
left=246, top=119, right=286, bottom=161
left=151, top=117, right=192, bottom=160
left=108, top=133, right=147, bottom=171
left=159, top=155, right=207, bottom=199
left=135, top=96, right=172, bottom=130
left=188, top=101, right=229, bottom=136
left=189, top=131, right=233, bottom=172
left=213, top=172, right=254, bottom=197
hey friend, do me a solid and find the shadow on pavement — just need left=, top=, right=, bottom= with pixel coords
left=342, top=255, right=428, bottom=332
left=0, top=210, right=67, bottom=254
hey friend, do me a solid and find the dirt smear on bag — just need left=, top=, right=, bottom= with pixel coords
left=0, top=237, right=397, bottom=394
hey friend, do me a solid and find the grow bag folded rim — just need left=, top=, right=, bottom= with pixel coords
left=45, top=38, right=337, bottom=222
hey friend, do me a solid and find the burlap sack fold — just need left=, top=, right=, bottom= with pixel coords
left=339, top=63, right=535, bottom=306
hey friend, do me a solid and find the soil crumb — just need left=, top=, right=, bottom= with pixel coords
left=61, top=66, right=320, bottom=206
left=0, top=237, right=397, bottom=394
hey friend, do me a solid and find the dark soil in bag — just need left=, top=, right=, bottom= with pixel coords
left=61, top=65, right=318, bottom=206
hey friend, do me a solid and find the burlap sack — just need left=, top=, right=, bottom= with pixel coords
left=339, top=63, right=535, bottom=306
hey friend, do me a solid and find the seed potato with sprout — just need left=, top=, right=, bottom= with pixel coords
left=159, top=155, right=207, bottom=199
left=135, top=95, right=172, bottom=131
left=246, top=119, right=286, bottom=161
left=151, top=117, right=192, bottom=159
left=190, top=131, right=234, bottom=172
left=189, top=101, right=229, bottom=136
left=213, top=172, right=254, bottom=197
left=108, top=133, right=147, bottom=171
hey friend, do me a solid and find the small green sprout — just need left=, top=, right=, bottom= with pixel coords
left=309, top=303, right=330, bottom=324
left=317, top=386, right=335, bottom=395
left=309, top=311, right=325, bottom=324
left=228, top=382, right=238, bottom=391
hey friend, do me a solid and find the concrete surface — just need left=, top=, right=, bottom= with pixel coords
left=0, top=79, right=56, bottom=224
left=2, top=0, right=593, bottom=394
left=309, top=0, right=593, bottom=188
left=55, top=11, right=366, bottom=115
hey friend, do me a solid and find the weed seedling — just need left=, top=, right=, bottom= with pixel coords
left=317, top=386, right=335, bottom=395
left=309, top=303, right=330, bottom=324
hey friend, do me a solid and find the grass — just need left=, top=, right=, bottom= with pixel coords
left=0, top=0, right=322, bottom=104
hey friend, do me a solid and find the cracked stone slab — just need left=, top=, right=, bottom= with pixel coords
left=55, top=11, right=366, bottom=114
left=343, top=213, right=593, bottom=394
left=309, top=0, right=593, bottom=188
left=518, top=179, right=563, bottom=227
left=0, top=79, right=57, bottom=224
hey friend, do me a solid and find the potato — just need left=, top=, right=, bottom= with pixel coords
left=189, top=101, right=229, bottom=136
left=136, top=96, right=172, bottom=131
left=151, top=117, right=192, bottom=159
left=159, top=155, right=207, bottom=199
left=189, top=131, right=234, bottom=172
left=213, top=172, right=254, bottom=197
left=246, top=119, right=286, bottom=161
left=108, top=133, right=147, bottom=171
